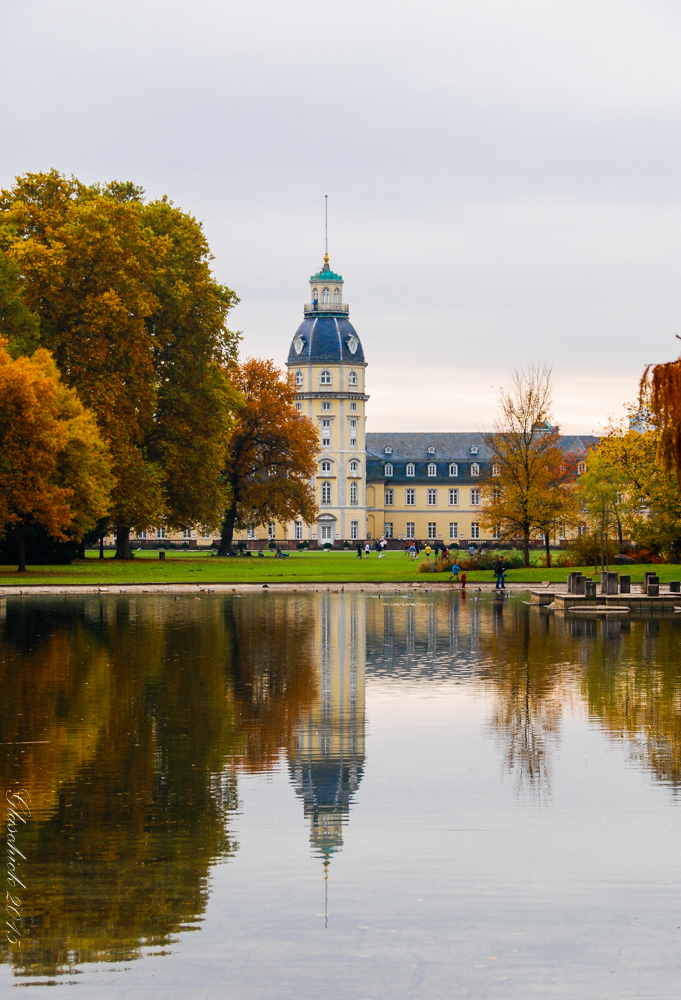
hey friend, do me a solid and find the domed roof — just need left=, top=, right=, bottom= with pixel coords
left=287, top=315, right=365, bottom=366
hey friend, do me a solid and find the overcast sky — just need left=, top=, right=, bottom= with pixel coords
left=2, top=0, right=680, bottom=433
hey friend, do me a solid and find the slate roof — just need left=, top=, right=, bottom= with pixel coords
left=287, top=315, right=366, bottom=365
left=366, top=432, right=598, bottom=461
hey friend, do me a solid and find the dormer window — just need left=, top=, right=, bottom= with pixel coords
left=320, top=370, right=331, bottom=385
left=427, top=463, right=437, bottom=476
left=492, top=463, right=500, bottom=476
left=470, top=445, right=479, bottom=455
left=334, top=288, right=340, bottom=304
left=406, top=463, right=415, bottom=477
left=471, top=463, right=480, bottom=477
left=320, top=460, right=332, bottom=474
left=348, top=370, right=358, bottom=387
left=384, top=447, right=393, bottom=455
left=384, top=463, right=393, bottom=477
left=294, top=337, right=305, bottom=355
left=578, top=461, right=586, bottom=474
left=322, top=287, right=330, bottom=304
left=427, top=447, right=435, bottom=455
left=294, top=370, right=304, bottom=387
left=449, top=463, right=458, bottom=477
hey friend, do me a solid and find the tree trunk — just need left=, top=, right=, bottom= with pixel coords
left=99, top=534, right=104, bottom=559
left=219, top=506, right=237, bottom=554
left=77, top=540, right=86, bottom=560
left=114, top=525, right=133, bottom=560
left=544, top=530, right=551, bottom=568
left=594, top=531, right=599, bottom=574
left=523, top=528, right=530, bottom=568
left=616, top=516, right=623, bottom=547
left=17, top=523, right=27, bottom=573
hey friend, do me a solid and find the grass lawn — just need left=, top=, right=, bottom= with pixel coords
left=1, top=550, right=679, bottom=586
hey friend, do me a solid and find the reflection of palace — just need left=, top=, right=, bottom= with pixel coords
left=288, top=594, right=366, bottom=861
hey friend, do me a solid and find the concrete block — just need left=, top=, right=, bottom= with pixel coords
left=574, top=576, right=586, bottom=595
left=647, top=583, right=659, bottom=597
left=585, top=581, right=597, bottom=598
left=619, top=575, right=631, bottom=594
left=669, top=581, right=680, bottom=594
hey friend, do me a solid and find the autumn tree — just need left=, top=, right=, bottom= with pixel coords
left=0, top=340, right=112, bottom=571
left=642, top=351, right=681, bottom=487
left=0, top=171, right=240, bottom=558
left=219, top=359, right=318, bottom=553
left=480, top=365, right=578, bottom=567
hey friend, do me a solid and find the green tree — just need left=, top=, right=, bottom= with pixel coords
left=0, top=249, right=40, bottom=356
left=219, top=359, right=318, bottom=553
left=0, top=340, right=112, bottom=571
left=0, top=171, right=241, bottom=558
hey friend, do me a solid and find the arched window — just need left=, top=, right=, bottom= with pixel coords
left=313, top=287, right=318, bottom=303
left=406, top=463, right=415, bottom=477
left=321, top=482, right=332, bottom=505
left=320, top=370, right=331, bottom=385
left=449, top=463, right=458, bottom=477
left=471, top=463, right=480, bottom=477
left=349, top=460, right=359, bottom=474
left=384, top=463, right=393, bottom=477
left=295, top=370, right=304, bottom=387
left=348, top=370, right=358, bottom=387
left=334, top=287, right=340, bottom=304
left=320, top=460, right=332, bottom=474
left=322, top=287, right=330, bottom=304
left=350, top=481, right=358, bottom=505
left=427, top=463, right=437, bottom=477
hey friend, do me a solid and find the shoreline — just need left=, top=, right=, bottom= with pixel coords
left=0, top=580, right=535, bottom=596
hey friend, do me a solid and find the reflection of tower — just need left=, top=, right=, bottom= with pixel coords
left=289, top=594, right=366, bottom=862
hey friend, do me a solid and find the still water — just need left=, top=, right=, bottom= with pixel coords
left=1, top=591, right=680, bottom=998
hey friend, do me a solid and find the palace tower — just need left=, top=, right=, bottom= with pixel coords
left=286, top=255, right=368, bottom=543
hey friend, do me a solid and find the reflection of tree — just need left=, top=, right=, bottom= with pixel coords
left=0, top=597, right=241, bottom=978
left=225, top=595, right=317, bottom=772
left=478, top=603, right=576, bottom=801
left=583, top=619, right=681, bottom=788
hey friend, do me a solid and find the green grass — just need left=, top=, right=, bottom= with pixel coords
left=0, top=549, right=679, bottom=586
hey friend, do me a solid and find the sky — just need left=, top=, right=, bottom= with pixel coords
left=2, top=0, right=680, bottom=434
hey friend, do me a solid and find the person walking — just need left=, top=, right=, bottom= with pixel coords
left=356, top=542, right=363, bottom=559
left=409, top=542, right=416, bottom=560
left=424, top=544, right=432, bottom=562
left=364, top=542, right=371, bottom=558
left=461, top=570, right=467, bottom=591
left=494, top=558, right=506, bottom=590
left=450, top=561, right=461, bottom=582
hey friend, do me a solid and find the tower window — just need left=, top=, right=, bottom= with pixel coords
left=406, top=463, right=415, bottom=477
left=350, top=481, right=358, bottom=505
left=295, top=370, right=304, bottom=387
left=320, top=370, right=331, bottom=385
left=322, top=400, right=331, bottom=410
left=349, top=460, right=359, bottom=474
left=321, top=482, right=332, bottom=505
left=322, top=287, right=330, bottom=304
left=320, top=460, right=332, bottom=474
left=350, top=401, right=357, bottom=411
left=334, top=287, right=340, bottom=304
left=348, top=370, right=358, bottom=387
left=295, top=402, right=302, bottom=411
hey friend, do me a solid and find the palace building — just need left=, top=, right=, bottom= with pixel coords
left=128, top=254, right=597, bottom=548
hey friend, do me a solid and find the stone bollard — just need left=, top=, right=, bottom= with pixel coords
left=159, top=551, right=166, bottom=561
left=644, top=571, right=657, bottom=586
left=568, top=572, right=583, bottom=594
left=574, top=575, right=586, bottom=595
left=619, top=575, right=631, bottom=594
left=585, top=580, right=597, bottom=598
left=669, top=581, right=680, bottom=593
left=646, top=574, right=659, bottom=596
left=601, top=571, right=619, bottom=595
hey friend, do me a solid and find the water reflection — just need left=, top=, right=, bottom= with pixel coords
left=1, top=591, right=681, bottom=986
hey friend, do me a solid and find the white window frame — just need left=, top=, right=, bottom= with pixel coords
left=471, top=463, right=480, bottom=477
left=350, top=520, right=359, bottom=540
left=320, top=369, right=332, bottom=385
left=321, top=482, right=332, bottom=505
left=448, top=488, right=459, bottom=506
left=294, top=370, right=304, bottom=387
left=385, top=488, right=394, bottom=506
left=294, top=520, right=303, bottom=540
left=493, top=525, right=501, bottom=540
left=320, top=460, right=332, bottom=474
left=428, top=522, right=437, bottom=540
left=350, top=481, right=358, bottom=505
left=268, top=523, right=276, bottom=540
left=406, top=463, right=415, bottom=477
left=350, top=401, right=357, bottom=411
left=320, top=523, right=333, bottom=539
left=405, top=488, right=415, bottom=506
left=427, top=488, right=437, bottom=505
left=406, top=522, right=415, bottom=539
left=246, top=527, right=256, bottom=540
left=349, top=460, right=359, bottom=474
left=348, top=370, right=358, bottom=386
left=578, top=461, right=586, bottom=474
left=295, top=402, right=302, bottom=411
left=385, top=522, right=393, bottom=538
left=470, top=488, right=480, bottom=506
left=449, top=522, right=458, bottom=540
left=384, top=463, right=393, bottom=477
left=492, top=463, right=500, bottom=477
left=427, top=463, right=437, bottom=477
left=322, top=400, right=331, bottom=410
left=471, top=523, right=480, bottom=539
left=156, top=527, right=165, bottom=539
left=449, top=463, right=458, bottom=477
left=183, top=527, right=191, bottom=539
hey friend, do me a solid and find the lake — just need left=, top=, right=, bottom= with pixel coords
left=1, top=591, right=680, bottom=998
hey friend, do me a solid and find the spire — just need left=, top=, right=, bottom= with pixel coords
left=323, top=251, right=330, bottom=272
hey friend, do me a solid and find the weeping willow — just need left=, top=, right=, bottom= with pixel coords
left=641, top=354, right=681, bottom=487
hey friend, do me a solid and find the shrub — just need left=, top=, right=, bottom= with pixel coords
left=268, top=541, right=277, bottom=549
left=323, top=542, right=333, bottom=550
left=296, top=541, right=308, bottom=550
